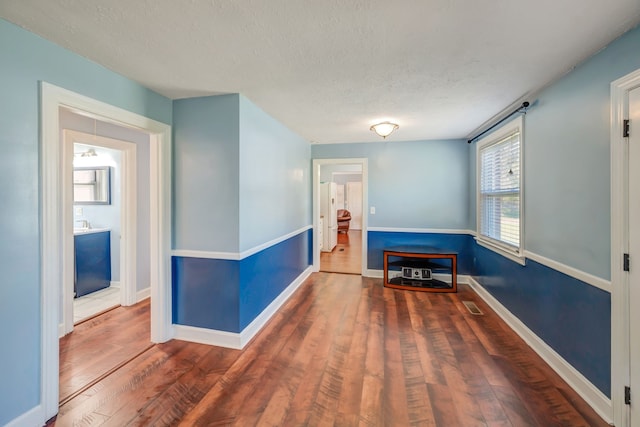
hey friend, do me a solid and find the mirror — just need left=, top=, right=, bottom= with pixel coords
left=73, top=167, right=111, bottom=205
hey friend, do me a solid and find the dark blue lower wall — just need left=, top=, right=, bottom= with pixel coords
left=239, top=230, right=311, bottom=329
left=172, top=257, right=240, bottom=331
left=367, top=231, right=474, bottom=274
left=472, top=244, right=611, bottom=397
left=367, top=230, right=611, bottom=397
left=172, top=228, right=311, bottom=333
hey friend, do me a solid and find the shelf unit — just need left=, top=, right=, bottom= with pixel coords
left=383, top=246, right=457, bottom=293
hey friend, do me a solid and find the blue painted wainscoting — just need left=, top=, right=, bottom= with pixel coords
left=367, top=231, right=475, bottom=274
left=173, top=229, right=311, bottom=334
left=471, top=243, right=611, bottom=397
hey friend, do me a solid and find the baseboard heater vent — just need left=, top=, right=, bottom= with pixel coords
left=462, top=300, right=483, bottom=315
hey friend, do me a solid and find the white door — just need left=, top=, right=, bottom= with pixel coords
left=336, top=184, right=345, bottom=210
left=629, top=86, right=640, bottom=426
left=346, top=181, right=363, bottom=230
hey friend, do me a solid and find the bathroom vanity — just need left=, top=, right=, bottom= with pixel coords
left=74, top=229, right=111, bottom=297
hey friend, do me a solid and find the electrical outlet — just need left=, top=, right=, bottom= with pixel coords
left=75, top=207, right=83, bottom=216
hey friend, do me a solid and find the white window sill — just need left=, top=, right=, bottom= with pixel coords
left=475, top=237, right=526, bottom=266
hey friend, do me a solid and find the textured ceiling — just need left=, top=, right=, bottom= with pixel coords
left=1, top=0, right=639, bottom=143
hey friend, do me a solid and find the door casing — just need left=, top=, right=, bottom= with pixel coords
left=611, top=67, right=640, bottom=427
left=312, top=158, right=368, bottom=275
left=40, top=82, right=173, bottom=421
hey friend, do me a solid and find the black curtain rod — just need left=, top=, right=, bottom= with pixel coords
left=467, top=101, right=530, bottom=144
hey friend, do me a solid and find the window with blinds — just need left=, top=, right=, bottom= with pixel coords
left=477, top=116, right=523, bottom=258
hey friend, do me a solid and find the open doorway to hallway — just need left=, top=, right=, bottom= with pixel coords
left=41, top=82, right=172, bottom=422
left=58, top=109, right=152, bottom=406
left=318, top=163, right=364, bottom=274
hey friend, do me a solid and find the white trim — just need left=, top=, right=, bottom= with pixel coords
left=363, top=269, right=380, bottom=278
left=40, top=82, right=172, bottom=423
left=468, top=277, right=613, bottom=424
left=368, top=226, right=475, bottom=235
left=524, top=250, right=611, bottom=293
left=174, top=324, right=243, bottom=349
left=137, top=286, right=151, bottom=302
left=171, top=225, right=312, bottom=260
left=611, top=67, right=640, bottom=427
left=239, top=266, right=313, bottom=347
left=4, top=404, right=44, bottom=427
left=475, top=115, right=525, bottom=265
left=173, top=266, right=313, bottom=349
left=171, top=249, right=242, bottom=260
left=475, top=238, right=526, bottom=266
left=110, top=281, right=121, bottom=288
left=312, top=158, right=368, bottom=275
left=239, top=226, right=312, bottom=259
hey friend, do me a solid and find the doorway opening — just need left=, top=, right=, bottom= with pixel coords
left=312, top=158, right=368, bottom=276
left=61, top=117, right=143, bottom=332
left=40, top=82, right=172, bottom=421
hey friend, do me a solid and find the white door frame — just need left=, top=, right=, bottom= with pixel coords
left=611, top=67, right=640, bottom=427
left=312, top=158, right=368, bottom=275
left=40, top=82, right=173, bottom=421
left=61, top=130, right=137, bottom=336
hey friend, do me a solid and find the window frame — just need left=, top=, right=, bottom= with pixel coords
left=475, top=115, right=525, bottom=265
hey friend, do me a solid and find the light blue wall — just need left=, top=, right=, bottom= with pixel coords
left=238, top=96, right=311, bottom=251
left=172, top=95, right=311, bottom=334
left=0, top=18, right=171, bottom=426
left=173, top=95, right=241, bottom=252
left=465, top=24, right=640, bottom=397
left=524, top=25, right=640, bottom=279
left=312, top=139, right=470, bottom=230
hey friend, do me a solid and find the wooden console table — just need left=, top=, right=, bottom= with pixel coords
left=383, top=246, right=457, bottom=293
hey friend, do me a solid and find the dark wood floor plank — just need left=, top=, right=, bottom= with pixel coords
left=358, top=277, right=385, bottom=426
left=383, top=290, right=411, bottom=426
left=333, top=280, right=372, bottom=426
left=394, top=291, right=437, bottom=426
left=49, top=276, right=609, bottom=427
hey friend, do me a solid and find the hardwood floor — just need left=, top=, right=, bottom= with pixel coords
left=320, top=229, right=362, bottom=274
left=49, top=273, right=607, bottom=426
left=59, top=300, right=152, bottom=405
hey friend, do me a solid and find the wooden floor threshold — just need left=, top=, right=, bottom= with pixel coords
left=73, top=304, right=121, bottom=327
left=59, top=342, right=156, bottom=407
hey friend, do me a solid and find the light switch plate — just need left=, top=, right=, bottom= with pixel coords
left=370, top=206, right=376, bottom=214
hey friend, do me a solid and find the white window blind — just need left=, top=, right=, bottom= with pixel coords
left=479, top=130, right=521, bottom=250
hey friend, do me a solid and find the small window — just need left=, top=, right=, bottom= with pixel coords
left=476, top=116, right=524, bottom=264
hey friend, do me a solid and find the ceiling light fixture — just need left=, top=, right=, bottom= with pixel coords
left=370, top=121, right=399, bottom=139
left=80, top=148, right=98, bottom=157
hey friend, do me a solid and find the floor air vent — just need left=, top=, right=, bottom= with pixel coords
left=462, top=300, right=483, bottom=315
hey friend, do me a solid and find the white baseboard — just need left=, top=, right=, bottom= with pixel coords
left=173, top=266, right=313, bottom=350
left=137, top=286, right=150, bottom=302
left=467, top=277, right=613, bottom=424
left=110, top=281, right=121, bottom=288
left=173, top=324, right=243, bottom=349
left=364, top=269, right=383, bottom=278
left=5, top=404, right=44, bottom=427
